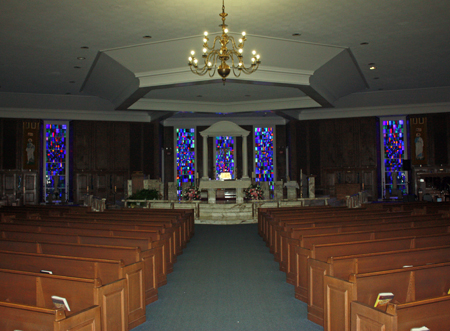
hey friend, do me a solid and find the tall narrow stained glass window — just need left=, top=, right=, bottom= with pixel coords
left=215, top=136, right=235, bottom=180
left=44, top=122, right=69, bottom=202
left=176, top=128, right=195, bottom=198
left=381, top=118, right=408, bottom=198
left=255, top=127, right=274, bottom=190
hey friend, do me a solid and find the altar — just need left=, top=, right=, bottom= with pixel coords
left=199, top=179, right=251, bottom=204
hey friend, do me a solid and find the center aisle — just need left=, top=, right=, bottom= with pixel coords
left=133, top=224, right=324, bottom=331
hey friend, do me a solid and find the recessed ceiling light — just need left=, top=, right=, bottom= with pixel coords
left=373, top=77, right=379, bottom=80
left=74, top=66, right=81, bottom=69
left=80, top=46, right=89, bottom=49
left=292, top=33, right=301, bottom=36
left=143, top=35, right=152, bottom=39
left=197, top=95, right=202, bottom=97
left=369, top=63, right=377, bottom=70
left=69, top=81, right=76, bottom=83
left=77, top=57, right=86, bottom=60
left=360, top=42, right=369, bottom=45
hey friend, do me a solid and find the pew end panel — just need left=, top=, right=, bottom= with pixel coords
left=0, top=302, right=102, bottom=331
left=324, top=275, right=356, bottom=331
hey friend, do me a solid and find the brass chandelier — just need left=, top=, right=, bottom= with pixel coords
left=188, top=0, right=261, bottom=83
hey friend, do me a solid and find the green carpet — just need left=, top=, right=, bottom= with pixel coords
left=132, top=224, right=324, bottom=331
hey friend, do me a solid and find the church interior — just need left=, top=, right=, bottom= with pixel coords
left=1, top=1, right=450, bottom=330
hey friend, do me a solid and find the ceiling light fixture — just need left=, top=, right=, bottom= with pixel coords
left=188, top=0, right=261, bottom=83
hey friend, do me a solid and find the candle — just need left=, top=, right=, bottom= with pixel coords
left=114, top=186, right=117, bottom=193
left=300, top=169, right=302, bottom=186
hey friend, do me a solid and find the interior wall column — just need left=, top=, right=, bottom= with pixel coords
left=202, top=134, right=208, bottom=179
left=242, top=133, right=249, bottom=179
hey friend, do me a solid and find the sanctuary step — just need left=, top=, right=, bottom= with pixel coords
left=197, top=203, right=254, bottom=225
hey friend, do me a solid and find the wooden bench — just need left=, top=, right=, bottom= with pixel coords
left=294, top=233, right=450, bottom=323
left=0, top=268, right=128, bottom=331
left=280, top=213, right=449, bottom=272
left=351, top=296, right=450, bottom=331
left=291, top=226, right=450, bottom=302
left=0, top=249, right=146, bottom=329
left=279, top=214, right=448, bottom=275
left=5, top=215, right=180, bottom=268
left=320, top=245, right=450, bottom=331
left=0, top=223, right=168, bottom=289
left=325, top=262, right=450, bottom=331
left=0, top=301, right=101, bottom=331
left=0, top=238, right=159, bottom=307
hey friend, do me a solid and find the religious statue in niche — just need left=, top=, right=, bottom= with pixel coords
left=26, top=137, right=36, bottom=164
left=414, top=132, right=424, bottom=160
left=410, top=117, right=427, bottom=165
left=23, top=121, right=40, bottom=170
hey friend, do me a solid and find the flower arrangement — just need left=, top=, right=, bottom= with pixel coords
left=244, top=184, right=264, bottom=200
left=183, top=186, right=201, bottom=201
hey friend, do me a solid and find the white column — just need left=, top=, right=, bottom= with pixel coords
left=242, top=134, right=249, bottom=179
left=202, top=135, right=208, bottom=179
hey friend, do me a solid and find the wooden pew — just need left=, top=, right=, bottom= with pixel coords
left=291, top=225, right=450, bottom=301
left=326, top=262, right=450, bottom=331
left=0, top=223, right=168, bottom=289
left=0, top=301, right=101, bottom=331
left=281, top=214, right=449, bottom=278
left=265, top=209, right=408, bottom=248
left=320, top=245, right=450, bottom=331
left=351, top=296, right=450, bottom=331
left=0, top=268, right=128, bottom=331
left=0, top=250, right=146, bottom=329
left=279, top=214, right=448, bottom=275
left=3, top=216, right=180, bottom=269
left=294, top=233, right=450, bottom=324
left=0, top=238, right=158, bottom=307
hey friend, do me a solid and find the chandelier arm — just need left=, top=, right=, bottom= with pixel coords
left=232, top=67, right=242, bottom=77
left=190, top=65, right=209, bottom=76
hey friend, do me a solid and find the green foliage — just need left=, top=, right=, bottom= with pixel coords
left=128, top=189, right=160, bottom=200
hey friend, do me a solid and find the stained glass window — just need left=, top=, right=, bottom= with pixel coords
left=382, top=119, right=408, bottom=197
left=254, top=127, right=274, bottom=190
left=44, top=122, right=68, bottom=202
left=176, top=128, right=195, bottom=198
left=215, top=136, right=235, bottom=180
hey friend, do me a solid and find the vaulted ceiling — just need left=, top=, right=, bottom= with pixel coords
left=1, top=0, right=449, bottom=122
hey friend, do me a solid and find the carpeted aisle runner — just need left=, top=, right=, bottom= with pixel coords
left=132, top=224, right=323, bottom=331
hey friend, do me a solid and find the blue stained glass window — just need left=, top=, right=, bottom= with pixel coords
left=215, top=136, right=235, bottom=180
left=176, top=128, right=195, bottom=198
left=382, top=119, right=407, bottom=195
left=45, top=123, right=68, bottom=201
left=254, top=127, right=274, bottom=191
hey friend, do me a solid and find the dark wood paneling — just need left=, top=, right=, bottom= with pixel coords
left=113, top=122, right=130, bottom=170
left=163, top=126, right=174, bottom=183
left=360, top=117, right=378, bottom=167
left=94, top=122, right=109, bottom=170
left=73, top=121, right=92, bottom=170
left=2, top=119, right=18, bottom=170
left=130, top=123, right=143, bottom=173
left=431, top=113, right=448, bottom=165
left=276, top=125, right=287, bottom=181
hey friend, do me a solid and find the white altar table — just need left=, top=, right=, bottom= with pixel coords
left=199, top=179, right=251, bottom=204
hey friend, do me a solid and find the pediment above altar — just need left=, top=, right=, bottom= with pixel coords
left=200, top=121, right=250, bottom=137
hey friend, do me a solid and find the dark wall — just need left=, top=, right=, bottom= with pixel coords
left=288, top=117, right=378, bottom=188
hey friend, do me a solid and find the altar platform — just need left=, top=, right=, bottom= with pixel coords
left=137, top=198, right=331, bottom=225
